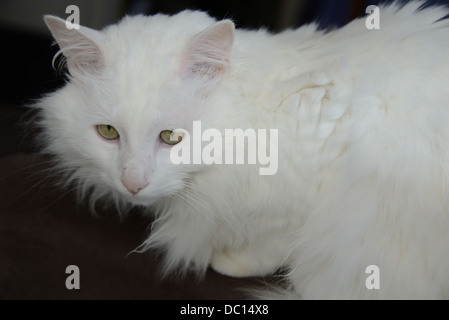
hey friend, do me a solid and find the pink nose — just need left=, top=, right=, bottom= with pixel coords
left=121, top=167, right=149, bottom=195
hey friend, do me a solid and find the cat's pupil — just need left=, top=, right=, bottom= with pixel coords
left=107, top=125, right=112, bottom=131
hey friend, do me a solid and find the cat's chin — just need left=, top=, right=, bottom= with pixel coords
left=121, top=193, right=160, bottom=207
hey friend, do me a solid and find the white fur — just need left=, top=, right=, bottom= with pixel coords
left=38, top=1, right=449, bottom=299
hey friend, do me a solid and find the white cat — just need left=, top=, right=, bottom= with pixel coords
left=38, top=1, right=449, bottom=299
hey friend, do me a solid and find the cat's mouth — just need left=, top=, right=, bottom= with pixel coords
left=119, top=185, right=163, bottom=206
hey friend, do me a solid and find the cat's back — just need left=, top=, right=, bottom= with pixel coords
left=266, top=1, right=449, bottom=196
left=325, top=2, right=449, bottom=159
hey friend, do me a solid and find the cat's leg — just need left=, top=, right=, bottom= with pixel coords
left=210, top=236, right=287, bottom=278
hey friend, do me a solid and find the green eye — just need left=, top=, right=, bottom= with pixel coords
left=160, top=130, right=182, bottom=145
left=97, top=124, right=120, bottom=140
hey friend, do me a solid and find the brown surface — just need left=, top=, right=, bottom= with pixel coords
left=0, top=106, right=263, bottom=300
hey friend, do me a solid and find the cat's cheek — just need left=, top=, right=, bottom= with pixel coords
left=155, top=143, right=180, bottom=165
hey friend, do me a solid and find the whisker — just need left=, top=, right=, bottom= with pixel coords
left=33, top=186, right=80, bottom=214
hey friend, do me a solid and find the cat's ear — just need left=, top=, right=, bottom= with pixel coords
left=180, top=20, right=235, bottom=81
left=44, top=15, right=105, bottom=75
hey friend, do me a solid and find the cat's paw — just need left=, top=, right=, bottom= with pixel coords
left=210, top=248, right=277, bottom=278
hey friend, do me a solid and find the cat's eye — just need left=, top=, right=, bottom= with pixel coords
left=160, top=130, right=182, bottom=145
left=97, top=124, right=120, bottom=140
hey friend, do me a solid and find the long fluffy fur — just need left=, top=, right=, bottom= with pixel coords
left=37, top=1, right=449, bottom=299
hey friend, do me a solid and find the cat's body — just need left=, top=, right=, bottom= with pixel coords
left=38, top=1, right=449, bottom=299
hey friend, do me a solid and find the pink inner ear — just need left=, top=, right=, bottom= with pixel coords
left=44, top=15, right=105, bottom=75
left=180, top=20, right=235, bottom=79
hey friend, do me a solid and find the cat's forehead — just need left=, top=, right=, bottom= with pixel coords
left=99, top=11, right=217, bottom=91
left=79, top=11, right=218, bottom=132
left=103, top=11, right=216, bottom=59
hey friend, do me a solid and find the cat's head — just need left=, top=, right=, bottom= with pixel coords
left=38, top=11, right=235, bottom=208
